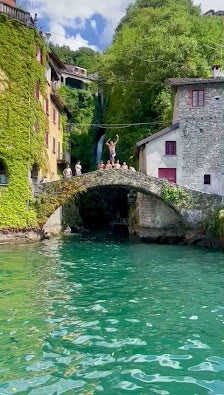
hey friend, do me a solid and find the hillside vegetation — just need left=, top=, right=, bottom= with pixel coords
left=100, top=0, right=224, bottom=164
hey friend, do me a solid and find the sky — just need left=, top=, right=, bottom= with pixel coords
left=26, top=0, right=224, bottom=52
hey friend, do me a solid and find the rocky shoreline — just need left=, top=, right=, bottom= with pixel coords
left=0, top=229, right=223, bottom=250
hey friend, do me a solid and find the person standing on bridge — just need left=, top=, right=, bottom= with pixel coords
left=75, top=160, right=82, bottom=176
left=106, top=134, right=119, bottom=166
left=63, top=164, right=72, bottom=179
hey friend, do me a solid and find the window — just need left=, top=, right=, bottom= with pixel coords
left=204, top=174, right=211, bottom=185
left=35, top=81, right=40, bottom=100
left=165, top=141, right=176, bottom=156
left=58, top=141, right=61, bottom=160
left=58, top=113, right=60, bottom=129
left=53, top=107, right=56, bottom=124
left=45, top=132, right=49, bottom=147
left=0, top=159, right=8, bottom=185
left=158, top=168, right=176, bottom=183
left=45, top=63, right=51, bottom=84
left=36, top=46, right=43, bottom=65
left=192, top=90, right=204, bottom=107
left=34, top=119, right=38, bottom=133
left=45, top=99, right=49, bottom=115
left=53, top=137, right=56, bottom=154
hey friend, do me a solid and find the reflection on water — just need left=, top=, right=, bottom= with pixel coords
left=0, top=232, right=224, bottom=394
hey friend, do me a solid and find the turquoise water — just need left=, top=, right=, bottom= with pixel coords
left=0, top=233, right=224, bottom=394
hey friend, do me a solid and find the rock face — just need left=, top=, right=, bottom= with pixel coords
left=0, top=231, right=43, bottom=244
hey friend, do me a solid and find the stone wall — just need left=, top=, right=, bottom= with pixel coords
left=176, top=83, right=224, bottom=195
left=135, top=193, right=186, bottom=242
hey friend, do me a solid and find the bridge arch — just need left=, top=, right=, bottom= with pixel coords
left=36, top=170, right=222, bottom=232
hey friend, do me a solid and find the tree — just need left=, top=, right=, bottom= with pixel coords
left=50, top=44, right=100, bottom=73
left=100, top=0, right=224, bottom=163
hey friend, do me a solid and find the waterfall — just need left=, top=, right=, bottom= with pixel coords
left=96, top=134, right=106, bottom=164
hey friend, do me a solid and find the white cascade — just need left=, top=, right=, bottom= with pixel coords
left=96, top=134, right=106, bottom=164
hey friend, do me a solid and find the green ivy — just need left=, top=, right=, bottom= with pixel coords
left=0, top=15, right=48, bottom=230
left=161, top=186, right=190, bottom=208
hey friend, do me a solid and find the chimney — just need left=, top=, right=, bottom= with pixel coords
left=2, top=0, right=16, bottom=6
left=212, top=64, right=221, bottom=78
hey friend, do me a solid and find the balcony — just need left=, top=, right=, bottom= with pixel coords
left=0, top=1, right=35, bottom=26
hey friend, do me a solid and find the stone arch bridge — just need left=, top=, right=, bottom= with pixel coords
left=36, top=170, right=222, bottom=234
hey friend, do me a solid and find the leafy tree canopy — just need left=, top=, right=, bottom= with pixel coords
left=50, top=44, right=100, bottom=73
left=100, top=0, right=224, bottom=164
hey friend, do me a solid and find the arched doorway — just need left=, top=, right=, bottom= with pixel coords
left=0, top=159, right=8, bottom=185
left=31, top=163, right=40, bottom=185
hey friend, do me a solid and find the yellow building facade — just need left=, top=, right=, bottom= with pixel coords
left=44, top=82, right=64, bottom=181
left=35, top=50, right=66, bottom=183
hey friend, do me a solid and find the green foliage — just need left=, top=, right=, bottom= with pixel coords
left=162, top=186, right=190, bottom=208
left=0, top=15, right=48, bottom=230
left=50, top=45, right=100, bottom=73
left=202, top=209, right=224, bottom=245
left=35, top=179, right=85, bottom=225
left=100, top=0, right=224, bottom=163
left=59, top=84, right=97, bottom=172
left=62, top=196, right=82, bottom=230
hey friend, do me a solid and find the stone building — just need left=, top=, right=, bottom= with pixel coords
left=134, top=68, right=224, bottom=241
left=136, top=68, right=224, bottom=196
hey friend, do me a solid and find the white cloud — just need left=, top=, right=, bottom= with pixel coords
left=49, top=22, right=98, bottom=51
left=90, top=19, right=97, bottom=30
left=29, top=0, right=224, bottom=50
left=29, top=0, right=133, bottom=27
left=29, top=0, right=133, bottom=45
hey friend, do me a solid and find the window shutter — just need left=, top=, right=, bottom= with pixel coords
left=40, top=50, right=43, bottom=66
left=53, top=137, right=56, bottom=153
left=35, top=81, right=39, bottom=100
left=45, top=132, right=49, bottom=147
left=165, top=141, right=176, bottom=155
left=45, top=99, right=49, bottom=115
left=53, top=107, right=56, bottom=124
left=58, top=141, right=61, bottom=159
left=192, top=91, right=198, bottom=107
left=198, top=90, right=204, bottom=106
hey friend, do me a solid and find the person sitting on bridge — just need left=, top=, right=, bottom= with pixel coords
left=105, top=160, right=112, bottom=169
left=75, top=161, right=82, bottom=176
left=63, top=164, right=72, bottom=179
left=122, top=162, right=128, bottom=170
left=105, top=134, right=119, bottom=165
left=97, top=160, right=105, bottom=170
left=114, top=160, right=121, bottom=170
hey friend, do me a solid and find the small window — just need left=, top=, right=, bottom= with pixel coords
left=53, top=107, right=56, bottom=124
left=45, top=99, right=49, bottom=115
left=204, top=174, right=211, bottom=185
left=36, top=46, right=43, bottom=65
left=45, top=132, right=49, bottom=147
left=58, top=141, right=61, bottom=160
left=35, top=81, right=40, bottom=100
left=53, top=137, right=56, bottom=154
left=165, top=141, right=176, bottom=156
left=192, top=90, right=204, bottom=107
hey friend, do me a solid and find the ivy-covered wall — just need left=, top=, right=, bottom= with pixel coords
left=0, top=15, right=48, bottom=230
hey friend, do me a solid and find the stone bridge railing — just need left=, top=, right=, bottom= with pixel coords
left=35, top=170, right=223, bottom=228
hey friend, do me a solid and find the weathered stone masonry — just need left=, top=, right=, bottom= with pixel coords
left=36, top=170, right=222, bottom=239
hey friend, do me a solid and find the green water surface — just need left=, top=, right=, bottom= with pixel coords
left=0, top=233, right=224, bottom=394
